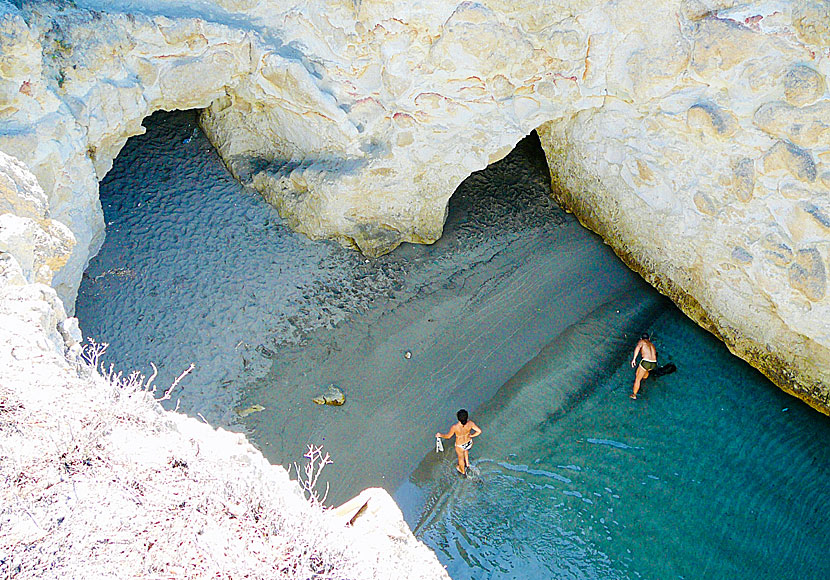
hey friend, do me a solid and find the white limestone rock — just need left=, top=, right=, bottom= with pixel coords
left=200, top=0, right=585, bottom=255
left=536, top=3, right=830, bottom=411
left=0, top=0, right=827, bottom=414
left=0, top=1, right=256, bottom=310
left=0, top=251, right=26, bottom=288
left=0, top=280, right=71, bottom=369
left=0, top=151, right=75, bottom=286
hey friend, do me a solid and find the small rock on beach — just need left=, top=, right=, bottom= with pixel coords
left=313, top=384, right=345, bottom=406
left=236, top=404, right=265, bottom=417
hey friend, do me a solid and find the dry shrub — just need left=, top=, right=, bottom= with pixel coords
left=0, top=340, right=413, bottom=579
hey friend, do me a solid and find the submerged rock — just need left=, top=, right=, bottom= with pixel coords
left=236, top=404, right=265, bottom=417
left=313, top=384, right=345, bottom=406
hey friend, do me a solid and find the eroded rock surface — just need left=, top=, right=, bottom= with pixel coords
left=0, top=0, right=827, bottom=413
left=0, top=0, right=256, bottom=309
left=535, top=3, right=830, bottom=412
left=0, top=151, right=74, bottom=286
left=0, top=118, right=447, bottom=580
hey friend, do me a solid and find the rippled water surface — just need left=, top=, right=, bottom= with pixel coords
left=399, top=291, right=830, bottom=580
left=76, top=111, right=399, bottom=422
left=77, top=110, right=830, bottom=579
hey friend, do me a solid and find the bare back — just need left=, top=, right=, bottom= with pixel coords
left=636, top=339, right=657, bottom=361
left=452, top=421, right=481, bottom=445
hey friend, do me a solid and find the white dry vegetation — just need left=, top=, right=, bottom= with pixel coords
left=0, top=340, right=445, bottom=579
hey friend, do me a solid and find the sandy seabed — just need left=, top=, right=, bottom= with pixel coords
left=65, top=110, right=830, bottom=580
left=76, top=110, right=652, bottom=506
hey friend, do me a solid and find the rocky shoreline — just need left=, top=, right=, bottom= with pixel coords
left=1, top=0, right=828, bottom=573
left=0, top=245, right=448, bottom=578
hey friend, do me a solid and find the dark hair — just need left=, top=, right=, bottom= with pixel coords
left=457, top=409, right=469, bottom=425
left=641, top=333, right=650, bottom=340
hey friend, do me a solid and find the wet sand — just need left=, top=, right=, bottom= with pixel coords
left=242, top=230, right=652, bottom=503
left=232, top=139, right=652, bottom=504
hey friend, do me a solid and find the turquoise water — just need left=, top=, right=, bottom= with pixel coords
left=398, top=301, right=830, bottom=579
left=76, top=110, right=830, bottom=579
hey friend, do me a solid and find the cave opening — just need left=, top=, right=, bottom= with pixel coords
left=74, top=110, right=591, bottom=426
left=75, top=108, right=345, bottom=424
left=70, top=109, right=830, bottom=578
left=74, top=105, right=649, bottom=496
left=439, top=129, right=568, bottom=247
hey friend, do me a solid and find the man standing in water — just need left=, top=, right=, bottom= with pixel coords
left=630, top=333, right=657, bottom=399
left=436, top=409, right=482, bottom=476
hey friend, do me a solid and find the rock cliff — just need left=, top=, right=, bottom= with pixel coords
left=1, top=0, right=828, bottom=573
left=0, top=3, right=826, bottom=406
left=0, top=0, right=258, bottom=309
left=0, top=144, right=449, bottom=579
left=535, top=2, right=830, bottom=412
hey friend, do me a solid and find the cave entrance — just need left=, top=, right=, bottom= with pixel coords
left=439, top=130, right=567, bottom=249
left=73, top=110, right=640, bottom=429
left=73, top=109, right=647, bottom=502
left=73, top=108, right=334, bottom=423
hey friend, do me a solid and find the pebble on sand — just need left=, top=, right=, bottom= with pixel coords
left=313, top=384, right=345, bottom=406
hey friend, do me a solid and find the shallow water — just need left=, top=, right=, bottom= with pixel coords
left=398, top=302, right=830, bottom=579
left=76, top=110, right=403, bottom=423
left=77, top=110, right=648, bottom=501
left=76, top=110, right=830, bottom=579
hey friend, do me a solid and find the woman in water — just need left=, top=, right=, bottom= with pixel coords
left=436, top=409, right=482, bottom=476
